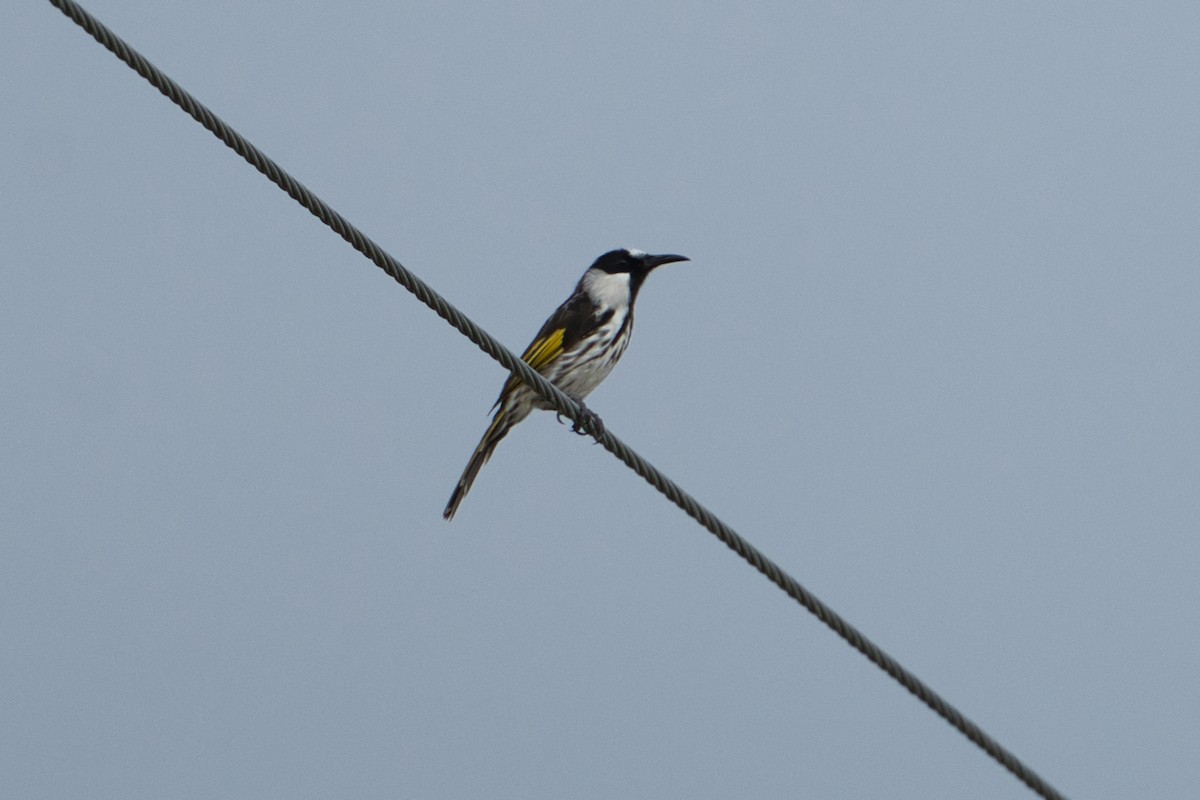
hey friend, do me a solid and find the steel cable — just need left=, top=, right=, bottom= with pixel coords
left=45, top=2, right=1069, bottom=798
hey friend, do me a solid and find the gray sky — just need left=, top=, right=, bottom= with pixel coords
left=4, top=2, right=1198, bottom=798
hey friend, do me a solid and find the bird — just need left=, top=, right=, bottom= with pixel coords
left=443, top=248, right=689, bottom=520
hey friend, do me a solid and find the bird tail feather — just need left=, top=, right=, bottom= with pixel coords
left=443, top=412, right=514, bottom=520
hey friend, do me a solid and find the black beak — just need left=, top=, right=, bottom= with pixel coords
left=643, top=253, right=689, bottom=269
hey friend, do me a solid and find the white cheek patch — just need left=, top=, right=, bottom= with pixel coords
left=582, top=269, right=632, bottom=308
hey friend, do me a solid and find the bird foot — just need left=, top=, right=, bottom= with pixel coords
left=557, top=397, right=605, bottom=440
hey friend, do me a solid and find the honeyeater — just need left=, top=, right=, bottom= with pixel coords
left=443, top=248, right=688, bottom=520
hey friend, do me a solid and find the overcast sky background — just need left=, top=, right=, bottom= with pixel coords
left=4, top=2, right=1198, bottom=798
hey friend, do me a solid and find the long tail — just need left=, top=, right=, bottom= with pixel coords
left=443, top=411, right=517, bottom=520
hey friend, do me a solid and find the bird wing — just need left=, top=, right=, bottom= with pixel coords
left=521, top=326, right=566, bottom=372
left=492, top=290, right=599, bottom=409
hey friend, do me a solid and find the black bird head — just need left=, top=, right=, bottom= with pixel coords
left=591, top=248, right=689, bottom=274
left=589, top=248, right=689, bottom=297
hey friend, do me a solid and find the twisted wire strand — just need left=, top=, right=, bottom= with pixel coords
left=46, top=2, right=1068, bottom=798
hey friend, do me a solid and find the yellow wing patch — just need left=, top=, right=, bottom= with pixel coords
left=521, top=328, right=565, bottom=372
left=495, top=328, right=566, bottom=408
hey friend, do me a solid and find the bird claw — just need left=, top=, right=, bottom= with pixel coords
left=573, top=408, right=604, bottom=439
left=557, top=398, right=604, bottom=440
